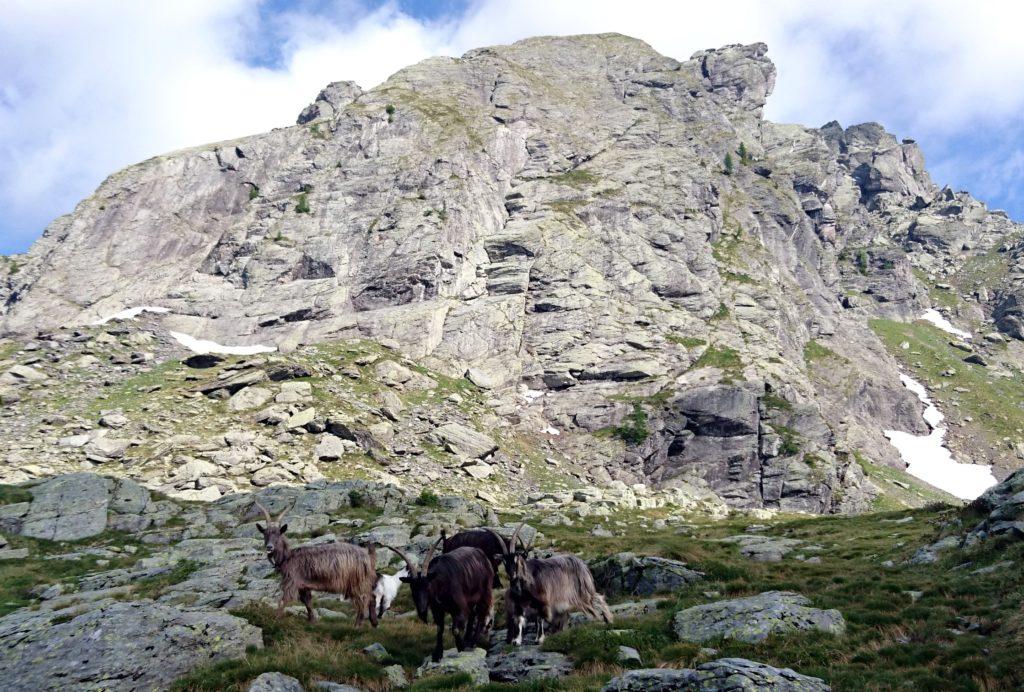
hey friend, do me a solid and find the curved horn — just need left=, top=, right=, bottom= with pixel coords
left=422, top=536, right=443, bottom=573
left=253, top=500, right=273, bottom=524
left=484, top=528, right=511, bottom=556
left=382, top=544, right=417, bottom=574
left=510, top=522, right=526, bottom=551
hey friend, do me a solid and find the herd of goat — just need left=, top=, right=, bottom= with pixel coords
left=253, top=502, right=613, bottom=662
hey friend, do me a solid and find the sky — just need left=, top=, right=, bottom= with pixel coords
left=2, top=0, right=1023, bottom=255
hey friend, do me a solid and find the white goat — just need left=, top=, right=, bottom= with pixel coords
left=373, top=566, right=408, bottom=617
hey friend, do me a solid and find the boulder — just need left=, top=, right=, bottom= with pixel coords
left=229, top=386, right=273, bottom=411
left=0, top=601, right=263, bottom=690
left=249, top=672, right=304, bottom=692
left=315, top=434, right=350, bottom=461
left=431, top=423, right=497, bottom=459
left=486, top=645, right=573, bottom=683
left=19, top=473, right=112, bottom=541
left=672, top=592, right=845, bottom=643
left=601, top=658, right=830, bottom=691
left=416, top=647, right=489, bottom=686
left=590, top=553, right=704, bottom=596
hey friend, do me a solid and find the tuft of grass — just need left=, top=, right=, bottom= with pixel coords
left=295, top=193, right=311, bottom=215
left=803, top=340, right=840, bottom=364
left=0, top=484, right=32, bottom=505
left=414, top=489, right=440, bottom=508
left=133, top=560, right=199, bottom=599
left=611, top=403, right=649, bottom=445
left=549, top=169, right=599, bottom=188
left=774, top=424, right=802, bottom=456
left=666, top=334, right=706, bottom=348
left=691, top=345, right=743, bottom=371
left=247, top=184, right=260, bottom=201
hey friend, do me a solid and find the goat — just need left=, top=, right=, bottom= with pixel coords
left=441, top=528, right=507, bottom=587
left=254, top=500, right=378, bottom=627
left=385, top=539, right=494, bottom=662
left=489, top=524, right=612, bottom=644
left=373, top=566, right=408, bottom=617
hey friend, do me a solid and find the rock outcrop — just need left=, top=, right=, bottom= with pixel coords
left=672, top=591, right=846, bottom=643
left=601, top=658, right=831, bottom=691
left=3, top=33, right=1023, bottom=510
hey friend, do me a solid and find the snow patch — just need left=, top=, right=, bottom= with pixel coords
left=91, top=306, right=170, bottom=326
left=920, top=309, right=971, bottom=340
left=168, top=331, right=276, bottom=356
left=884, top=373, right=996, bottom=500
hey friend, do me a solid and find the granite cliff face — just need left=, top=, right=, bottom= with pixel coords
left=2, top=34, right=1022, bottom=513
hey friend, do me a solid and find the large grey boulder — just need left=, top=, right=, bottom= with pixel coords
left=0, top=601, right=263, bottom=690
left=416, top=647, right=489, bottom=686
left=590, top=552, right=704, bottom=596
left=672, top=592, right=845, bottom=643
left=601, top=658, right=830, bottom=691
left=249, top=672, right=304, bottom=692
left=19, top=473, right=112, bottom=541
left=486, top=645, right=573, bottom=683
left=430, top=423, right=498, bottom=459
left=963, top=468, right=1024, bottom=547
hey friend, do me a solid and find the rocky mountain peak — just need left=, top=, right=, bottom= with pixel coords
left=1, top=33, right=1022, bottom=517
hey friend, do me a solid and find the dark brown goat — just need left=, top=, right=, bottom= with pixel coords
left=489, top=525, right=612, bottom=644
left=254, top=501, right=378, bottom=626
left=441, top=528, right=507, bottom=587
left=386, top=539, right=494, bottom=662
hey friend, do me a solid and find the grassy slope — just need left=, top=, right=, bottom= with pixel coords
left=871, top=318, right=1024, bottom=472
left=167, top=505, right=1023, bottom=691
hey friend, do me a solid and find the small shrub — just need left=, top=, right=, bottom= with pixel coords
left=385, top=104, right=395, bottom=122
left=856, top=249, right=870, bottom=275
left=612, top=404, right=649, bottom=445
left=309, top=123, right=327, bottom=139
left=294, top=193, right=311, bottom=214
left=723, top=152, right=734, bottom=175
left=247, top=184, right=259, bottom=200
left=775, top=424, right=802, bottom=456
left=415, top=489, right=440, bottom=507
left=738, top=141, right=750, bottom=164
left=348, top=489, right=365, bottom=508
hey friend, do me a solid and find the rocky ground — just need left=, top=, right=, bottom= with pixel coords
left=0, top=468, right=1021, bottom=690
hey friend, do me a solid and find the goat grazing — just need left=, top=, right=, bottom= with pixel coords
left=385, top=539, right=494, bottom=662
left=489, top=525, right=612, bottom=644
left=441, top=528, right=508, bottom=587
left=254, top=501, right=378, bottom=627
left=373, top=566, right=408, bottom=617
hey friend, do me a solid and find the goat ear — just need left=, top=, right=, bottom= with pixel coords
left=279, top=523, right=288, bottom=534
left=256, top=523, right=265, bottom=535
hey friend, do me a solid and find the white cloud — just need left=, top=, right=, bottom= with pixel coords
left=2, top=0, right=1023, bottom=254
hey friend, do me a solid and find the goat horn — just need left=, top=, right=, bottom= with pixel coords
left=510, top=522, right=526, bottom=550
left=484, top=528, right=511, bottom=556
left=381, top=544, right=417, bottom=574
left=422, top=535, right=443, bottom=573
left=253, top=500, right=272, bottom=524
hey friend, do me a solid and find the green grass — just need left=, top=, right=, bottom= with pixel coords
left=548, top=169, right=599, bottom=188
left=132, top=560, right=200, bottom=599
left=609, top=403, right=648, bottom=445
left=691, top=345, right=743, bottom=372
left=414, top=489, right=441, bottom=508
left=665, top=334, right=706, bottom=349
left=871, top=317, right=1024, bottom=450
left=803, top=340, right=841, bottom=364
left=774, top=424, right=802, bottom=456
left=295, top=193, right=311, bottom=214
left=0, top=484, right=32, bottom=505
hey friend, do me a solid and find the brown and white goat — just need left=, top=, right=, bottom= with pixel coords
left=385, top=539, right=494, bottom=662
left=489, top=525, right=612, bottom=644
left=441, top=528, right=507, bottom=587
left=254, top=501, right=378, bottom=626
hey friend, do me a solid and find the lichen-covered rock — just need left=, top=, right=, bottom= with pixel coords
left=19, top=473, right=112, bottom=541
left=486, top=645, right=573, bottom=683
left=601, top=658, right=831, bottom=691
left=249, top=672, right=304, bottom=692
left=0, top=601, right=263, bottom=690
left=672, top=592, right=845, bottom=643
left=416, top=647, right=489, bottom=686
left=590, top=552, right=704, bottom=596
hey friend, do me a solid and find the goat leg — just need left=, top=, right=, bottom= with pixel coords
left=299, top=589, right=317, bottom=622
left=368, top=593, right=379, bottom=628
left=432, top=610, right=446, bottom=662
left=453, top=612, right=467, bottom=651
